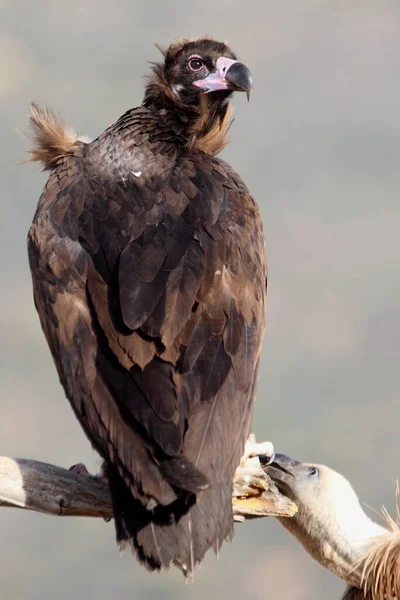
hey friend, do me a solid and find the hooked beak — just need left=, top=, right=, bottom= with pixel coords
left=193, top=57, right=254, bottom=101
left=263, top=453, right=298, bottom=485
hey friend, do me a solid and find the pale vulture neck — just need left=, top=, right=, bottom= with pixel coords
left=278, top=495, right=386, bottom=587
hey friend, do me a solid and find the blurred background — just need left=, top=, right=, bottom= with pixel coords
left=1, top=0, right=400, bottom=598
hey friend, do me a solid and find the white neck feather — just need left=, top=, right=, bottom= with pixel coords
left=333, top=496, right=386, bottom=554
left=278, top=467, right=387, bottom=587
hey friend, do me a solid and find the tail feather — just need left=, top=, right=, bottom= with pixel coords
left=25, top=102, right=91, bottom=170
left=107, top=463, right=233, bottom=576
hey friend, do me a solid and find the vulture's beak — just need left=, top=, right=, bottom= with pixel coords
left=263, top=453, right=298, bottom=486
left=193, top=57, right=254, bottom=101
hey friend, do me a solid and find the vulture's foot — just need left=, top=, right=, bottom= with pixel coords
left=69, top=462, right=90, bottom=475
left=232, top=434, right=274, bottom=501
left=241, top=434, right=275, bottom=466
left=68, top=463, right=109, bottom=486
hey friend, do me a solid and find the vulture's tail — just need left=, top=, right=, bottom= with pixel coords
left=357, top=487, right=400, bottom=599
left=106, top=463, right=234, bottom=576
left=24, top=103, right=91, bottom=170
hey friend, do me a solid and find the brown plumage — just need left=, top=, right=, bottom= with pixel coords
left=26, top=103, right=91, bottom=167
left=354, top=490, right=400, bottom=600
left=26, top=37, right=265, bottom=575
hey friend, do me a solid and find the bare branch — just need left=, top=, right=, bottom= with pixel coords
left=0, top=455, right=297, bottom=522
left=0, top=457, right=112, bottom=518
left=232, top=453, right=298, bottom=521
left=0, top=456, right=371, bottom=598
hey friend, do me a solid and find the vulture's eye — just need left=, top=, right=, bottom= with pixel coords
left=308, top=468, right=319, bottom=479
left=188, top=56, right=204, bottom=72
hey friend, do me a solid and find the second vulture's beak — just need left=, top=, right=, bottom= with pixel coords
left=263, top=453, right=298, bottom=483
left=193, top=57, right=253, bottom=101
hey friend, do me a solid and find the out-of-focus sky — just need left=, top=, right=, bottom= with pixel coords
left=1, top=1, right=399, bottom=598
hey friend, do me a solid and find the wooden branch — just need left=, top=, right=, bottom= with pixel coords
left=2, top=456, right=374, bottom=598
left=1, top=456, right=372, bottom=598
left=232, top=453, right=298, bottom=521
left=0, top=457, right=112, bottom=518
left=0, top=455, right=297, bottom=522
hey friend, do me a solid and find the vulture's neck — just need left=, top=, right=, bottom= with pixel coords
left=143, top=67, right=233, bottom=156
left=275, top=468, right=400, bottom=600
left=280, top=503, right=386, bottom=587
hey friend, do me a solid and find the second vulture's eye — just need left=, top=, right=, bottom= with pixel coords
left=188, top=56, right=204, bottom=72
left=308, top=467, right=319, bottom=479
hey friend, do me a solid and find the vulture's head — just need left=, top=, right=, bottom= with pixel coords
left=145, top=37, right=253, bottom=110
left=264, top=453, right=384, bottom=542
left=263, top=453, right=348, bottom=510
left=263, top=453, right=388, bottom=589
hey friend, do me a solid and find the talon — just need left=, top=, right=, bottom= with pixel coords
left=242, top=436, right=275, bottom=464
left=69, top=462, right=90, bottom=475
left=259, top=450, right=276, bottom=466
left=68, top=463, right=109, bottom=486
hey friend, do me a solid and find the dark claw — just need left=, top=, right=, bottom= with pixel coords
left=69, top=463, right=90, bottom=475
left=68, top=463, right=109, bottom=486
left=259, top=453, right=274, bottom=466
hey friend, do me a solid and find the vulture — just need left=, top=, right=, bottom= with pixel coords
left=264, top=454, right=400, bottom=599
left=26, top=37, right=268, bottom=575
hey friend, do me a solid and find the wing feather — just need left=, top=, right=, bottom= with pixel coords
left=160, top=240, right=204, bottom=346
left=28, top=109, right=267, bottom=573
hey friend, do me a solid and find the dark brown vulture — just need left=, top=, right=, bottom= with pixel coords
left=27, top=37, right=267, bottom=575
